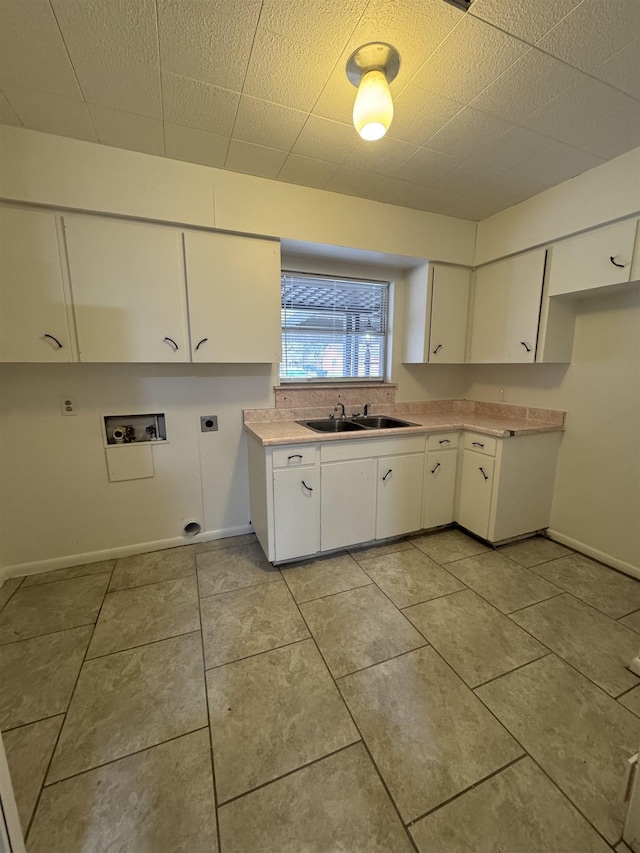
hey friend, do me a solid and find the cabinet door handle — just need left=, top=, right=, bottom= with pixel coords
left=432, top=344, right=443, bottom=354
left=520, top=341, right=531, bottom=353
left=163, top=337, right=179, bottom=351
left=44, top=333, right=63, bottom=349
left=431, top=462, right=441, bottom=474
left=472, top=441, right=484, bottom=447
left=438, top=439, right=451, bottom=445
left=195, top=337, right=208, bottom=351
left=288, top=454, right=303, bottom=461
left=301, top=480, right=313, bottom=492
left=382, top=469, right=392, bottom=482
left=610, top=256, right=627, bottom=268
left=479, top=467, right=489, bottom=480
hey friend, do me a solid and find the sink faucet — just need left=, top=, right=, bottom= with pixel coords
left=334, top=402, right=346, bottom=420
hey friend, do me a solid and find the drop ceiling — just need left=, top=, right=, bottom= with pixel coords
left=0, top=0, right=638, bottom=221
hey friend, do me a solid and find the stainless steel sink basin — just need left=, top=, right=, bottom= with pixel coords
left=351, top=416, right=418, bottom=429
left=299, top=418, right=367, bottom=433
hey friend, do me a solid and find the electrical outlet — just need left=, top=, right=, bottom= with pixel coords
left=200, top=415, right=218, bottom=432
left=61, top=396, right=76, bottom=416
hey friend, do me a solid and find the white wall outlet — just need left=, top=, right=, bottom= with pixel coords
left=61, top=396, right=76, bottom=416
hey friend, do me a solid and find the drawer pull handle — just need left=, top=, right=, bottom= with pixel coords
left=302, top=480, right=313, bottom=492
left=438, top=439, right=451, bottom=445
left=382, top=469, right=392, bottom=482
left=479, top=467, right=489, bottom=480
left=431, top=462, right=441, bottom=474
left=610, top=256, right=627, bottom=268
left=44, top=333, right=63, bottom=348
left=195, top=337, right=208, bottom=351
left=432, top=344, right=443, bottom=354
left=520, top=341, right=531, bottom=353
left=163, top=336, right=179, bottom=351
left=288, top=454, right=303, bottom=461
left=472, top=441, right=485, bottom=447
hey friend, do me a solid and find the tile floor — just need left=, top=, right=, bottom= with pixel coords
left=1, top=528, right=639, bottom=852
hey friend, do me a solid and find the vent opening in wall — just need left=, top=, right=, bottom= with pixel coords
left=183, top=520, right=202, bottom=537
left=442, top=0, right=474, bottom=10
left=104, top=413, right=167, bottom=446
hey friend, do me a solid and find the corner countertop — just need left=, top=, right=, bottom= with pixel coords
left=243, top=400, right=566, bottom=447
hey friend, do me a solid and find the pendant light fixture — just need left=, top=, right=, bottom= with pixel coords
left=346, top=42, right=400, bottom=141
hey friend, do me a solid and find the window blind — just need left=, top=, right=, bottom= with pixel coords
left=280, top=273, right=389, bottom=380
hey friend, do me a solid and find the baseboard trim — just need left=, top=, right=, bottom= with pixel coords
left=0, top=524, right=254, bottom=583
left=545, top=529, right=640, bottom=581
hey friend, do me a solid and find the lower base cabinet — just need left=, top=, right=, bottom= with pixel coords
left=376, top=454, right=424, bottom=540
left=273, top=467, right=319, bottom=561
left=423, top=432, right=459, bottom=528
left=321, top=459, right=376, bottom=552
left=457, top=449, right=495, bottom=539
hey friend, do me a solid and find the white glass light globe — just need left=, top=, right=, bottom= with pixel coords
left=353, top=69, right=393, bottom=141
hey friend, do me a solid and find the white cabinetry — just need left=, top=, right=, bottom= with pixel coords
left=403, top=263, right=471, bottom=364
left=547, top=219, right=639, bottom=296
left=64, top=215, right=189, bottom=363
left=376, top=453, right=425, bottom=539
left=423, top=432, right=459, bottom=529
left=321, top=458, right=376, bottom=551
left=469, top=249, right=546, bottom=363
left=0, top=205, right=73, bottom=362
left=273, top=467, right=319, bottom=562
left=183, top=230, right=281, bottom=363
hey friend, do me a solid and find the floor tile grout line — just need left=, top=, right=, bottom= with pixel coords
left=203, top=634, right=311, bottom=674
left=471, top=651, right=626, bottom=849
left=24, top=560, right=115, bottom=839
left=471, top=651, right=553, bottom=691
left=615, top=682, right=640, bottom=701
left=109, top=567, right=196, bottom=596
left=0, top=577, right=26, bottom=614
left=505, top=590, right=566, bottom=615
left=1, top=712, right=66, bottom=736
left=405, top=752, right=528, bottom=828
left=17, top=563, right=117, bottom=590
left=398, top=584, right=471, bottom=612
left=284, top=579, right=374, bottom=607
left=0, top=621, right=97, bottom=648
left=326, top=640, right=429, bottom=682
left=195, top=567, right=222, bottom=853
left=198, top=576, right=282, bottom=602
left=85, top=627, right=203, bottom=663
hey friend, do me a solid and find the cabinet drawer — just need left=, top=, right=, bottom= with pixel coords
left=272, top=445, right=318, bottom=468
left=320, top=435, right=425, bottom=463
left=427, top=432, right=459, bottom=451
left=463, top=432, right=497, bottom=456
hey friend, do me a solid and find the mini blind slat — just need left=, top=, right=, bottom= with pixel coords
left=280, top=273, right=389, bottom=380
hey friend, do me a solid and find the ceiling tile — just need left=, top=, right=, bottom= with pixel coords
left=368, top=177, right=474, bottom=218
left=410, top=16, right=530, bottom=105
left=0, top=0, right=83, bottom=100
left=521, top=76, right=640, bottom=159
left=50, top=0, right=161, bottom=117
left=592, top=38, right=640, bottom=101
left=469, top=0, right=582, bottom=44
left=392, top=147, right=459, bottom=185
left=232, top=96, right=307, bottom=150
left=157, top=0, right=262, bottom=92
left=225, top=139, right=288, bottom=179
left=291, top=116, right=357, bottom=164
left=3, top=84, right=97, bottom=141
left=0, top=90, right=21, bottom=126
left=162, top=72, right=239, bottom=136
left=243, top=0, right=368, bottom=111
left=324, top=166, right=385, bottom=197
left=424, top=107, right=514, bottom=160
left=386, top=86, right=464, bottom=146
left=469, top=48, right=585, bottom=124
left=277, top=154, right=339, bottom=189
left=88, top=104, right=165, bottom=156
left=342, top=136, right=416, bottom=176
left=164, top=123, right=229, bottom=168
left=536, top=0, right=640, bottom=72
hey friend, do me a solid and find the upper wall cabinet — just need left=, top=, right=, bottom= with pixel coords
left=469, top=249, right=546, bottom=364
left=183, top=231, right=281, bottom=363
left=403, top=263, right=470, bottom=364
left=64, top=216, right=190, bottom=363
left=547, top=219, right=639, bottom=296
left=0, top=206, right=73, bottom=362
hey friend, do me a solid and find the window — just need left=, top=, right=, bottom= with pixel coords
left=280, top=272, right=389, bottom=381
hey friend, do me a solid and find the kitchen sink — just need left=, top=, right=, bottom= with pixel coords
left=299, top=416, right=418, bottom=433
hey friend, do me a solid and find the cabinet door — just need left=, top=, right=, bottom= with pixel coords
left=429, top=265, right=470, bottom=363
left=376, top=454, right=424, bottom=539
left=470, top=249, right=545, bottom=363
left=184, top=231, right=281, bottom=363
left=64, top=216, right=189, bottom=362
left=547, top=219, right=638, bottom=296
left=457, top=450, right=495, bottom=540
left=423, top=450, right=457, bottom=528
left=321, top=459, right=376, bottom=551
left=273, top=467, right=319, bottom=561
left=0, top=206, right=72, bottom=362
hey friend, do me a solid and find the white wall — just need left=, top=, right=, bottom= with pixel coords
left=464, top=288, right=640, bottom=573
